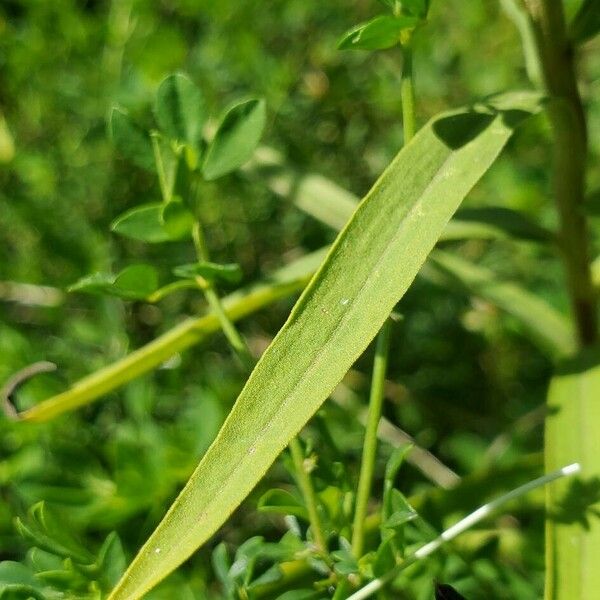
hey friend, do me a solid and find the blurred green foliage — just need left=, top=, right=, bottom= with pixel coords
left=0, top=0, right=599, bottom=598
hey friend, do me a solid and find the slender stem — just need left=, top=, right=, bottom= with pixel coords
left=289, top=437, right=327, bottom=552
left=351, top=319, right=392, bottom=558
left=400, top=34, right=417, bottom=143
left=349, top=31, right=418, bottom=564
left=192, top=221, right=253, bottom=368
left=346, top=463, right=581, bottom=600
left=524, top=0, right=597, bottom=347
left=17, top=261, right=319, bottom=423
left=146, top=280, right=202, bottom=303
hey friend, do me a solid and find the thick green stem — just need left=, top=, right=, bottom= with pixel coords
left=192, top=221, right=253, bottom=368
left=524, top=0, right=597, bottom=347
left=289, top=437, right=327, bottom=552
left=351, top=320, right=392, bottom=558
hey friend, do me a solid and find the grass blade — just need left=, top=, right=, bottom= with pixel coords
left=545, top=349, right=600, bottom=600
left=108, top=102, right=539, bottom=599
left=427, top=250, right=575, bottom=358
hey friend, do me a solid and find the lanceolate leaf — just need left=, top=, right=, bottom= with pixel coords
left=108, top=101, right=539, bottom=600
left=545, top=349, right=600, bottom=600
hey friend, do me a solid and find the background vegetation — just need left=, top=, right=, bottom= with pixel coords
left=1, top=1, right=599, bottom=598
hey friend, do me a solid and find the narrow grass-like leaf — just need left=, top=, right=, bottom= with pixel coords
left=291, top=167, right=552, bottom=244
left=338, top=15, right=419, bottom=51
left=108, top=102, right=539, bottom=600
left=545, top=349, right=600, bottom=600
left=154, top=73, right=206, bottom=145
left=111, top=204, right=170, bottom=243
left=427, top=250, right=575, bottom=358
left=202, top=99, right=266, bottom=180
left=19, top=249, right=327, bottom=422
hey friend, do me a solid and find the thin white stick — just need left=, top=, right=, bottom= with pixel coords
left=346, top=463, right=581, bottom=600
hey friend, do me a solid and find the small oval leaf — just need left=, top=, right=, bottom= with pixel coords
left=202, top=98, right=267, bottom=180
left=160, top=197, right=195, bottom=240
left=154, top=73, right=206, bottom=145
left=69, top=265, right=158, bottom=300
left=112, top=264, right=159, bottom=300
left=338, top=15, right=419, bottom=51
left=111, top=204, right=170, bottom=243
left=570, top=0, right=600, bottom=44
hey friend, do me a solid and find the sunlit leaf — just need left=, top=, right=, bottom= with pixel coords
left=69, top=265, right=158, bottom=300
left=108, top=99, right=541, bottom=600
left=257, top=489, right=309, bottom=520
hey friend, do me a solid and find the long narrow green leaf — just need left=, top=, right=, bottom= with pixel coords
left=292, top=172, right=552, bottom=243
left=109, top=102, right=539, bottom=600
left=545, top=349, right=600, bottom=600
left=289, top=156, right=569, bottom=358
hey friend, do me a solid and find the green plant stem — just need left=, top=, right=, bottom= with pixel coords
left=146, top=280, right=202, bottom=303
left=15, top=252, right=325, bottom=422
left=289, top=437, right=327, bottom=552
left=346, top=463, right=581, bottom=600
left=400, top=34, right=416, bottom=142
left=350, top=32, right=417, bottom=564
left=351, top=319, right=392, bottom=558
left=192, top=221, right=253, bottom=368
left=524, top=0, right=597, bottom=347
left=151, top=133, right=172, bottom=202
